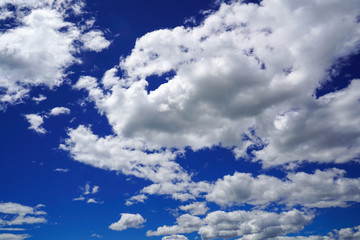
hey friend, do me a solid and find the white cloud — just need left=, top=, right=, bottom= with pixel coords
left=49, top=107, right=70, bottom=116
left=60, top=125, right=188, bottom=184
left=125, top=194, right=148, bottom=206
left=91, top=185, right=99, bottom=194
left=274, top=237, right=330, bottom=240
left=179, top=202, right=209, bottom=216
left=162, top=235, right=189, bottom=240
left=54, top=168, right=70, bottom=173
left=147, top=214, right=203, bottom=236
left=0, top=202, right=46, bottom=226
left=109, top=213, right=146, bottom=231
left=273, top=225, right=360, bottom=240
left=0, top=0, right=109, bottom=108
left=25, top=106, right=70, bottom=134
left=254, top=80, right=360, bottom=167
left=147, top=209, right=313, bottom=240
left=73, top=183, right=101, bottom=203
left=84, top=183, right=91, bottom=195
left=206, top=168, right=360, bottom=208
left=24, top=114, right=46, bottom=134
left=32, top=94, right=47, bottom=103
left=72, top=196, right=85, bottom=201
left=0, top=203, right=35, bottom=216
left=87, top=198, right=101, bottom=204
left=0, top=229, right=25, bottom=231
left=81, top=30, right=111, bottom=52
left=0, top=234, right=31, bottom=240
left=336, top=225, right=360, bottom=240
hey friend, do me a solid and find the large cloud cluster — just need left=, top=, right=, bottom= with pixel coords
left=0, top=202, right=46, bottom=240
left=0, top=0, right=110, bottom=108
left=206, top=168, right=360, bottom=208
left=59, top=0, right=360, bottom=239
left=64, top=0, right=360, bottom=203
left=147, top=209, right=314, bottom=240
left=69, top=0, right=360, bottom=169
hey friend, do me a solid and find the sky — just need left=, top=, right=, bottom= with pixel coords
left=0, top=0, right=360, bottom=239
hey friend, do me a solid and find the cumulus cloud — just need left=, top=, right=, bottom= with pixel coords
left=0, top=234, right=31, bottom=240
left=24, top=114, right=46, bottom=134
left=0, top=202, right=46, bottom=226
left=254, top=80, right=360, bottom=167
left=162, top=235, right=189, bottom=240
left=0, top=0, right=109, bottom=108
left=147, top=209, right=313, bottom=240
left=147, top=214, right=203, bottom=236
left=109, top=213, right=146, bottom=231
left=206, top=168, right=360, bottom=208
left=81, top=30, right=111, bottom=52
left=49, top=107, right=70, bottom=116
left=68, top=0, right=360, bottom=172
left=179, top=202, right=209, bottom=216
left=273, top=225, right=360, bottom=240
left=60, top=125, right=188, bottom=185
left=61, top=2, right=360, bottom=234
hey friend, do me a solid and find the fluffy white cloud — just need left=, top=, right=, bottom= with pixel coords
left=62, top=122, right=360, bottom=208
left=147, top=214, right=203, bottom=236
left=179, top=202, right=209, bottom=216
left=0, top=202, right=46, bottom=226
left=109, top=213, right=146, bottom=231
left=147, top=209, right=313, bottom=240
left=254, top=80, right=360, bottom=167
left=206, top=168, right=360, bottom=208
left=0, top=0, right=109, bottom=108
left=49, top=107, right=70, bottom=116
left=24, top=114, right=46, bottom=134
left=162, top=235, right=189, bottom=240
left=25, top=106, right=70, bottom=134
left=81, top=30, right=111, bottom=52
left=0, top=234, right=30, bottom=240
left=61, top=125, right=188, bottom=184
left=273, top=225, right=360, bottom=240
left=336, top=225, right=360, bottom=240
left=274, top=237, right=330, bottom=240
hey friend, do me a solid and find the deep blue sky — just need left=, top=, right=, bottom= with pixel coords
left=1, top=0, right=360, bottom=240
